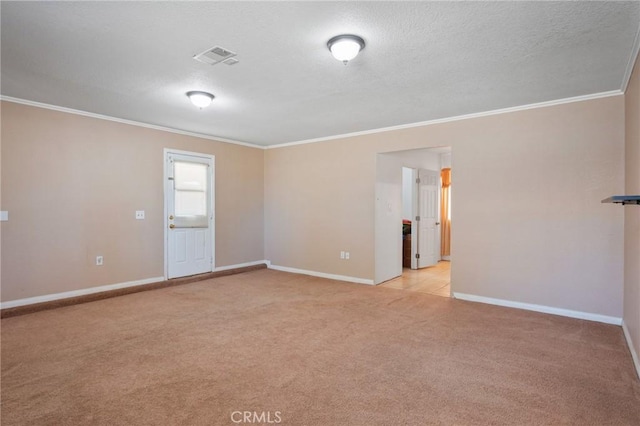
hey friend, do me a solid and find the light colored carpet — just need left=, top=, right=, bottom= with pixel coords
left=2, top=269, right=639, bottom=425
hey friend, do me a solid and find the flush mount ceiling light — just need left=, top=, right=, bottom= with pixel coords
left=327, top=34, right=365, bottom=64
left=186, top=91, right=214, bottom=108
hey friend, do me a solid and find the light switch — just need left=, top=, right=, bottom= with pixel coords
left=0, top=211, right=8, bottom=222
left=135, top=210, right=145, bottom=220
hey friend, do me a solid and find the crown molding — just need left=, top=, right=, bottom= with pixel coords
left=2, top=90, right=623, bottom=151
left=621, top=23, right=640, bottom=93
left=266, top=90, right=622, bottom=149
left=0, top=95, right=265, bottom=150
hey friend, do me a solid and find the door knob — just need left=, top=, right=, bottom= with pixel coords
left=169, top=215, right=174, bottom=220
left=169, top=224, right=175, bottom=229
left=436, top=222, right=441, bottom=225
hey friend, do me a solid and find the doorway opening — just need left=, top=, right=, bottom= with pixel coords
left=374, top=147, right=451, bottom=296
left=380, top=261, right=450, bottom=296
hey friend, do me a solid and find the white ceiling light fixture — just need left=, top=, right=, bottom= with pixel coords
left=186, top=91, right=214, bottom=108
left=327, top=34, right=365, bottom=64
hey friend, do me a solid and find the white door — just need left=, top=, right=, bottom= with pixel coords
left=417, top=169, right=439, bottom=268
left=165, top=150, right=214, bottom=279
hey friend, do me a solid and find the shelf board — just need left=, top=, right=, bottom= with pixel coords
left=601, top=195, right=640, bottom=205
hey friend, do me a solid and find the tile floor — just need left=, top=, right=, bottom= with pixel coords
left=379, top=261, right=451, bottom=297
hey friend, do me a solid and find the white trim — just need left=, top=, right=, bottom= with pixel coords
left=622, top=320, right=640, bottom=380
left=0, top=277, right=164, bottom=310
left=3, top=90, right=623, bottom=151
left=621, top=23, right=640, bottom=93
left=214, top=260, right=269, bottom=272
left=266, top=90, right=622, bottom=149
left=452, top=292, right=622, bottom=325
left=0, top=95, right=264, bottom=149
left=268, top=264, right=374, bottom=285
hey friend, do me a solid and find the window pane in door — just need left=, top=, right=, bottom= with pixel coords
left=173, top=161, right=208, bottom=227
left=175, top=191, right=206, bottom=217
left=175, top=162, right=207, bottom=191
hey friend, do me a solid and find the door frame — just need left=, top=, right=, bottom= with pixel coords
left=163, top=148, right=216, bottom=280
left=416, top=168, right=440, bottom=269
left=410, top=168, right=419, bottom=269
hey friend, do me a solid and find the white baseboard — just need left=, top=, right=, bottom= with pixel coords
left=214, top=260, right=270, bottom=272
left=0, top=276, right=165, bottom=310
left=452, top=292, right=622, bottom=325
left=622, top=320, right=640, bottom=380
left=268, top=264, right=374, bottom=285
left=1, top=261, right=271, bottom=310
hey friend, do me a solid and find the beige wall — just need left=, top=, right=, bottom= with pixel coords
left=265, top=96, right=625, bottom=318
left=265, top=139, right=376, bottom=280
left=0, top=91, right=629, bottom=322
left=624, top=54, right=640, bottom=368
left=1, top=101, right=264, bottom=302
left=375, top=153, right=405, bottom=284
left=0, top=102, right=3, bottom=298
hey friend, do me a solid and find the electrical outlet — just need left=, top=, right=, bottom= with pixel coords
left=96, top=256, right=104, bottom=266
left=340, top=251, right=345, bottom=259
left=135, top=210, right=145, bottom=220
left=345, top=252, right=350, bottom=260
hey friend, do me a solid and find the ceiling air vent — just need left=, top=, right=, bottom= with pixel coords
left=222, top=58, right=239, bottom=66
left=193, top=46, right=238, bottom=66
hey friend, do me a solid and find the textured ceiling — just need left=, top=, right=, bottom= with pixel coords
left=1, top=1, right=639, bottom=147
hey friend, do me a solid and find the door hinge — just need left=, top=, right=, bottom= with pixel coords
left=416, top=253, right=420, bottom=259
left=416, top=178, right=421, bottom=184
left=415, top=216, right=420, bottom=221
